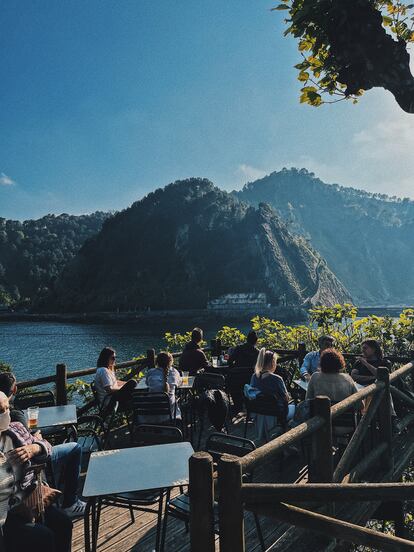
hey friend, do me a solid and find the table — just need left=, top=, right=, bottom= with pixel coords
left=136, top=376, right=195, bottom=390
left=293, top=378, right=308, bottom=392
left=83, top=442, right=194, bottom=552
left=24, top=404, right=77, bottom=429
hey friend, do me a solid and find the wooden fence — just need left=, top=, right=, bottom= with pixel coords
left=189, top=361, right=414, bottom=552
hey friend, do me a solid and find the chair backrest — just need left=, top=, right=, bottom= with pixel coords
left=246, top=393, right=285, bottom=416
left=131, top=391, right=172, bottom=421
left=132, top=424, right=183, bottom=446
left=194, top=373, right=226, bottom=393
left=225, top=367, right=253, bottom=395
left=14, top=390, right=56, bottom=410
left=205, top=432, right=256, bottom=463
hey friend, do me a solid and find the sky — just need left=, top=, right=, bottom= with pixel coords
left=1, top=0, right=414, bottom=220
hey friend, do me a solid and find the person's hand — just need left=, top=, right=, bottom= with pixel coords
left=304, top=373, right=311, bottom=382
left=33, top=431, right=42, bottom=440
left=8, top=445, right=37, bottom=465
left=357, top=357, right=369, bottom=367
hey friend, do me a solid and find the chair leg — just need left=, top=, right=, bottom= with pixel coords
left=244, top=415, right=249, bottom=439
left=158, top=490, right=168, bottom=552
left=129, top=503, right=135, bottom=523
left=253, top=513, right=266, bottom=551
left=95, top=498, right=102, bottom=543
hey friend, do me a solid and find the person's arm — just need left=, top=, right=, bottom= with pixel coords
left=7, top=423, right=52, bottom=466
left=199, top=350, right=209, bottom=370
left=300, top=353, right=312, bottom=380
left=305, top=375, right=315, bottom=400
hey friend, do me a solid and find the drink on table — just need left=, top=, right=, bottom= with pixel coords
left=182, top=371, right=189, bottom=385
left=27, top=406, right=39, bottom=429
left=211, top=356, right=218, bottom=368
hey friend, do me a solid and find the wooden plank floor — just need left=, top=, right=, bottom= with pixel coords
left=72, top=414, right=304, bottom=552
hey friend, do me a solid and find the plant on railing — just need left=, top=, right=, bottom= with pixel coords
left=0, top=360, right=11, bottom=373
left=164, top=331, right=206, bottom=352
left=66, top=378, right=94, bottom=403
left=216, top=326, right=246, bottom=348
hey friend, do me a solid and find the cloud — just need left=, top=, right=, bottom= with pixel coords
left=236, top=164, right=268, bottom=182
left=0, top=173, right=16, bottom=186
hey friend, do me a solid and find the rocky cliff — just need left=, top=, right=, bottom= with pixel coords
left=43, top=178, right=350, bottom=312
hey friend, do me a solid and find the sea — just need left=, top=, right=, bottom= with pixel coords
left=0, top=307, right=406, bottom=383
left=0, top=318, right=255, bottom=382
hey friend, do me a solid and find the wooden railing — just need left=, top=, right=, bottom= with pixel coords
left=189, top=361, right=414, bottom=552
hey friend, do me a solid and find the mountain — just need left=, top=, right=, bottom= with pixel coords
left=0, top=212, right=110, bottom=306
left=43, top=178, right=350, bottom=313
left=236, top=168, right=414, bottom=305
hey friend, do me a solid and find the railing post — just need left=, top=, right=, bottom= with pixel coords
left=377, top=367, right=394, bottom=472
left=309, top=396, right=333, bottom=483
left=218, top=454, right=245, bottom=552
left=56, top=363, right=67, bottom=405
left=189, top=452, right=215, bottom=552
left=146, top=349, right=156, bottom=368
left=298, top=342, right=307, bottom=367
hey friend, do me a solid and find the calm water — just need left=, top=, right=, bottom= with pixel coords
left=0, top=319, right=253, bottom=382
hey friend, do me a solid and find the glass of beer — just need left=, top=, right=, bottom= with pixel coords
left=211, top=356, right=218, bottom=368
left=27, top=406, right=39, bottom=429
left=182, top=371, right=189, bottom=385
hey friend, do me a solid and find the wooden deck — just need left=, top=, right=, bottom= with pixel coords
left=72, top=415, right=303, bottom=552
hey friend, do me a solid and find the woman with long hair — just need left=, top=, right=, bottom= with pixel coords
left=146, top=352, right=182, bottom=421
left=351, top=339, right=391, bottom=386
left=250, top=348, right=293, bottom=423
left=94, top=347, right=136, bottom=410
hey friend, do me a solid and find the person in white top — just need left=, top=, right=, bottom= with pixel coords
left=145, top=352, right=182, bottom=422
left=94, top=347, right=136, bottom=412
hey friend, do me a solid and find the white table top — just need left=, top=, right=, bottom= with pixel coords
left=25, top=404, right=77, bottom=429
left=83, top=441, right=194, bottom=497
left=136, top=376, right=195, bottom=390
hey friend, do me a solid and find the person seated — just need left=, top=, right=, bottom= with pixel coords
left=0, top=371, right=86, bottom=518
left=178, top=328, right=209, bottom=376
left=300, top=335, right=335, bottom=381
left=351, top=339, right=391, bottom=386
left=145, top=352, right=182, bottom=422
left=94, top=347, right=136, bottom=412
left=250, top=348, right=295, bottom=427
left=228, top=331, right=259, bottom=369
left=306, top=349, right=359, bottom=403
left=227, top=331, right=260, bottom=414
left=0, top=391, right=73, bottom=552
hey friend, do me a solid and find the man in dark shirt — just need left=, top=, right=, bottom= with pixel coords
left=179, top=327, right=209, bottom=376
left=228, top=331, right=259, bottom=369
left=227, top=331, right=260, bottom=414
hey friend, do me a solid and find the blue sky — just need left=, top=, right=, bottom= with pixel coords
left=1, top=0, right=414, bottom=220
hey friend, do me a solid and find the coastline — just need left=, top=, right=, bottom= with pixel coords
left=0, top=306, right=307, bottom=325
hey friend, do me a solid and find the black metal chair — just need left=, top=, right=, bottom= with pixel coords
left=192, top=373, right=228, bottom=447
left=224, top=366, right=253, bottom=415
left=244, top=394, right=288, bottom=441
left=90, top=381, right=119, bottom=448
left=95, top=425, right=183, bottom=552
left=160, top=432, right=265, bottom=551
left=14, top=389, right=56, bottom=409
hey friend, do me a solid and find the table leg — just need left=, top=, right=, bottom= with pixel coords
left=84, top=498, right=93, bottom=552
left=91, top=497, right=98, bottom=552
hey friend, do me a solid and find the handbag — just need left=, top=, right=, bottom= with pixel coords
left=12, top=464, right=61, bottom=523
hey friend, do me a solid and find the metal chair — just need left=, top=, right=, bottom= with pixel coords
left=14, top=389, right=55, bottom=409
left=90, top=381, right=119, bottom=448
left=160, top=432, right=265, bottom=551
left=192, top=373, right=227, bottom=448
left=244, top=394, right=288, bottom=441
left=95, top=425, right=183, bottom=552
left=224, top=366, right=253, bottom=415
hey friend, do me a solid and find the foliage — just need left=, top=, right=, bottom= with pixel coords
left=215, top=326, right=246, bottom=347
left=164, top=331, right=206, bottom=352
left=0, top=361, right=11, bottom=373
left=0, top=212, right=109, bottom=307
left=275, top=0, right=414, bottom=111
left=237, top=168, right=414, bottom=305
left=161, top=306, right=414, bottom=366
